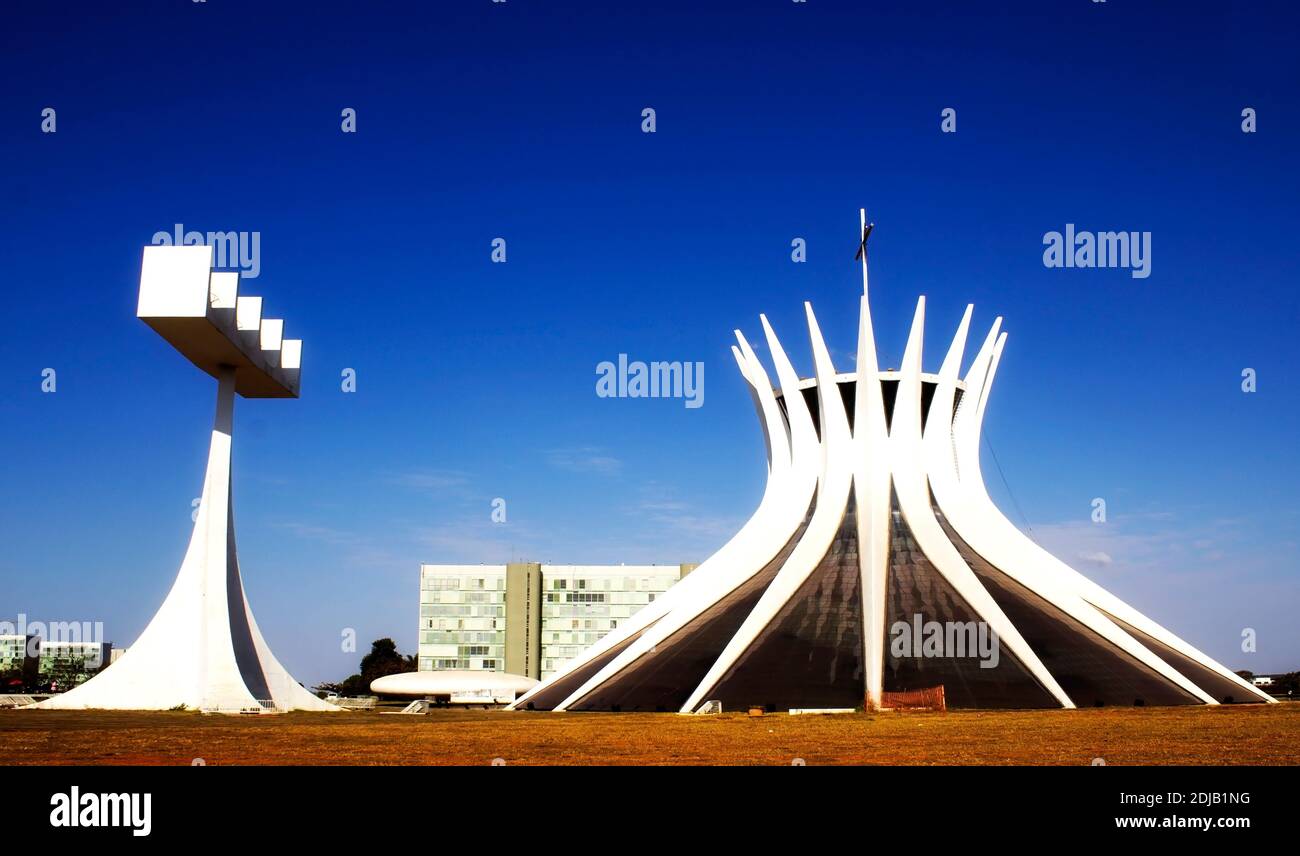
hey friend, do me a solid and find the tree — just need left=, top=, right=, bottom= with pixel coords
left=1271, top=672, right=1299, bottom=697
left=359, top=638, right=413, bottom=683
left=314, top=638, right=416, bottom=697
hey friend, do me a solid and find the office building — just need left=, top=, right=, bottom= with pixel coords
left=418, top=563, right=693, bottom=679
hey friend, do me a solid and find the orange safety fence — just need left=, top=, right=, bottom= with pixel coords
left=878, top=686, right=946, bottom=711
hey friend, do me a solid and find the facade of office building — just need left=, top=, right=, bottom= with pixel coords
left=418, top=563, right=693, bottom=679
left=39, top=641, right=112, bottom=687
left=0, top=635, right=39, bottom=686
left=0, top=635, right=34, bottom=670
left=1, top=636, right=110, bottom=690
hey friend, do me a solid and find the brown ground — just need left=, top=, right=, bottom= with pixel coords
left=3, top=703, right=1297, bottom=765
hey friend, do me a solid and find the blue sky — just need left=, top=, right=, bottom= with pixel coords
left=1, top=1, right=1296, bottom=685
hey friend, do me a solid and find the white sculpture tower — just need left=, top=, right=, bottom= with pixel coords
left=38, top=245, right=336, bottom=712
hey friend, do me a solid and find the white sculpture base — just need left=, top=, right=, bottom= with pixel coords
left=37, top=367, right=336, bottom=713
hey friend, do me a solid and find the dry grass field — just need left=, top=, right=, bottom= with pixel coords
left=3, top=703, right=1297, bottom=766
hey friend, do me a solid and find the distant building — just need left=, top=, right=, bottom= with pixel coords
left=0, top=635, right=39, bottom=689
left=39, top=641, right=112, bottom=688
left=0, top=634, right=36, bottom=670
left=1252, top=676, right=1275, bottom=687
left=1, top=636, right=112, bottom=691
left=418, top=563, right=694, bottom=679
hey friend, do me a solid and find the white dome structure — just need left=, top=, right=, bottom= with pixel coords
left=510, top=211, right=1274, bottom=714
left=371, top=671, right=538, bottom=703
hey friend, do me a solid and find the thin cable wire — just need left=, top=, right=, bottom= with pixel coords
left=983, top=430, right=1037, bottom=542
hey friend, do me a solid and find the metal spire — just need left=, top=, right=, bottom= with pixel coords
left=855, top=207, right=874, bottom=296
